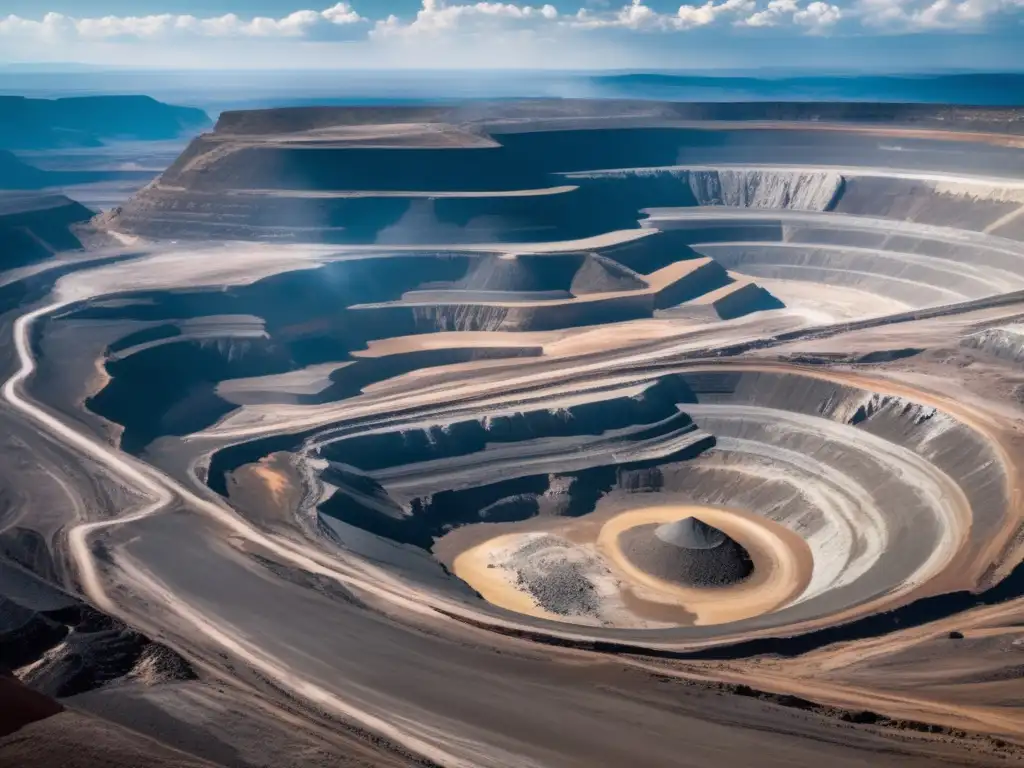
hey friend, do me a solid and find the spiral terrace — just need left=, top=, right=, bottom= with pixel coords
left=3, top=100, right=1024, bottom=766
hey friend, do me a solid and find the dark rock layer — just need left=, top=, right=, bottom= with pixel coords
left=619, top=519, right=753, bottom=587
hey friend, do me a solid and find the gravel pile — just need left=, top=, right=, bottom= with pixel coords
left=509, top=536, right=602, bottom=617
left=619, top=518, right=753, bottom=587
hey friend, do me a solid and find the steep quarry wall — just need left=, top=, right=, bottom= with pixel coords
left=567, top=167, right=842, bottom=211
left=562, top=167, right=843, bottom=221
left=833, top=176, right=1024, bottom=233
left=319, top=377, right=697, bottom=471
left=666, top=370, right=1007, bottom=622
left=692, top=242, right=1024, bottom=306
left=98, top=101, right=1024, bottom=251
left=648, top=208, right=1024, bottom=311
left=359, top=292, right=656, bottom=333
left=687, top=169, right=842, bottom=211
left=158, top=142, right=545, bottom=193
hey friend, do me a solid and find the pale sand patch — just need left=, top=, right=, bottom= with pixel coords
left=251, top=461, right=291, bottom=506
left=353, top=318, right=711, bottom=361
left=542, top=318, right=711, bottom=357
left=226, top=454, right=306, bottom=528
left=234, top=121, right=502, bottom=148
left=686, top=276, right=756, bottom=306
left=218, top=362, right=350, bottom=400
left=450, top=504, right=811, bottom=628
left=598, top=505, right=813, bottom=626
left=453, top=533, right=570, bottom=624
left=353, top=332, right=545, bottom=357
left=452, top=531, right=681, bottom=629
left=753, top=277, right=910, bottom=324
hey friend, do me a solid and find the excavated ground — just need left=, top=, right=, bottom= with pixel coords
left=5, top=101, right=1024, bottom=767
left=60, top=99, right=1024, bottom=645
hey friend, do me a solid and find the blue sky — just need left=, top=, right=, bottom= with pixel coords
left=0, top=1, right=1021, bottom=70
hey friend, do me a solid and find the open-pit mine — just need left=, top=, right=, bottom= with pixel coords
left=3, top=100, right=1024, bottom=767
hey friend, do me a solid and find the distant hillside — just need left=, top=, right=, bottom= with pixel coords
left=0, top=192, right=94, bottom=268
left=0, top=149, right=162, bottom=195
left=0, top=95, right=211, bottom=150
left=589, top=73, right=1024, bottom=106
left=0, top=150, right=51, bottom=189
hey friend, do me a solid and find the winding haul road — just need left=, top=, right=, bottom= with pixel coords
left=3, top=294, right=507, bottom=766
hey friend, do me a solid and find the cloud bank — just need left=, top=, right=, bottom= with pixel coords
left=0, top=0, right=1019, bottom=67
left=0, top=3, right=365, bottom=41
left=1, top=0, right=1017, bottom=41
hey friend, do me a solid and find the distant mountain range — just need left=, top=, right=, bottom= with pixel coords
left=0, top=95, right=211, bottom=150
left=0, top=148, right=164, bottom=192
left=0, top=191, right=94, bottom=269
left=3, top=71, right=1023, bottom=113
left=588, top=73, right=1024, bottom=106
left=0, top=151, right=51, bottom=188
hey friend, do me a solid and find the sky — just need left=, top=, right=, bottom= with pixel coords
left=0, top=0, right=1021, bottom=70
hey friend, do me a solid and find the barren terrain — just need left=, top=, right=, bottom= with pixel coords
left=3, top=100, right=1024, bottom=767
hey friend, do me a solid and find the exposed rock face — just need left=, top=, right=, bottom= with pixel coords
left=961, top=324, right=1024, bottom=363
left=1, top=559, right=195, bottom=700
left=618, top=518, right=754, bottom=587
left=687, top=170, right=842, bottom=211
left=99, top=100, right=1024, bottom=246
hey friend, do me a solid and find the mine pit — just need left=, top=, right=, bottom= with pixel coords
left=13, top=99, right=1024, bottom=766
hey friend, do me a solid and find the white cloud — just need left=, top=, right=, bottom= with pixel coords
left=0, top=4, right=365, bottom=41
left=677, top=0, right=757, bottom=27
left=322, top=3, right=365, bottom=24
left=741, top=0, right=841, bottom=28
left=742, top=0, right=798, bottom=25
left=372, top=1, right=559, bottom=37
left=856, top=0, right=1022, bottom=28
left=0, top=0, right=1020, bottom=54
left=572, top=0, right=755, bottom=29
left=794, top=0, right=843, bottom=27
left=571, top=1, right=660, bottom=29
left=0, top=12, right=75, bottom=41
